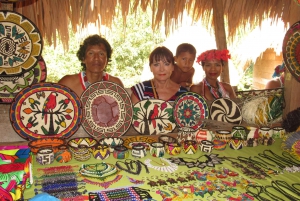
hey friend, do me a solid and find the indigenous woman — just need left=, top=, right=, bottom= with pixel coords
left=131, top=46, right=188, bottom=104
left=265, top=63, right=285, bottom=89
left=190, top=49, right=236, bottom=100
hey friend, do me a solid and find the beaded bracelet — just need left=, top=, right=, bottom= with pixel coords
left=213, top=139, right=227, bottom=150
left=229, top=138, right=243, bottom=150
left=37, top=165, right=78, bottom=175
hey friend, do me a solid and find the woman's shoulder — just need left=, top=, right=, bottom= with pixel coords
left=190, top=81, right=203, bottom=91
left=219, top=82, right=233, bottom=89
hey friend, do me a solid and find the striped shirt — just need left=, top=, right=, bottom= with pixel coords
left=131, top=80, right=188, bottom=102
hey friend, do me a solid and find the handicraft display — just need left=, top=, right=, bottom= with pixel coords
left=210, top=98, right=242, bottom=124
left=132, top=99, right=176, bottom=135
left=98, top=137, right=124, bottom=152
left=10, top=83, right=82, bottom=140
left=173, top=92, right=209, bottom=130
left=92, top=145, right=110, bottom=160
left=0, top=11, right=42, bottom=76
left=28, top=137, right=65, bottom=154
left=67, top=137, right=98, bottom=152
left=282, top=20, right=300, bottom=82
left=177, top=127, right=196, bottom=144
left=238, top=88, right=284, bottom=125
left=0, top=56, right=47, bottom=104
left=123, top=136, right=156, bottom=150
left=36, top=147, right=54, bottom=165
left=80, top=81, right=133, bottom=138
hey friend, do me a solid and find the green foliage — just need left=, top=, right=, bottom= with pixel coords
left=43, top=6, right=165, bottom=88
left=43, top=30, right=81, bottom=83
left=237, top=62, right=253, bottom=91
left=107, top=7, right=165, bottom=87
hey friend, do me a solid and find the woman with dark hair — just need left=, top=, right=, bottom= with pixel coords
left=190, top=49, right=236, bottom=100
left=58, top=34, right=123, bottom=97
left=131, top=46, right=188, bottom=104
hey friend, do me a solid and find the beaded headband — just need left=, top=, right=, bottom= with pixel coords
left=196, top=49, right=231, bottom=64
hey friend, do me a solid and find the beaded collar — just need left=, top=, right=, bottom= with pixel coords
left=80, top=71, right=109, bottom=90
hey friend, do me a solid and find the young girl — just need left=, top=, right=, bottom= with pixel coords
left=190, top=49, right=236, bottom=100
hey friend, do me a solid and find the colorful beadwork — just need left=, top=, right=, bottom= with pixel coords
left=54, top=145, right=72, bottom=163
left=183, top=140, right=198, bottom=154
left=113, top=145, right=129, bottom=159
left=36, top=148, right=54, bottom=165
left=229, top=138, right=244, bottom=150
left=165, top=142, right=181, bottom=156
left=90, top=187, right=152, bottom=200
left=200, top=140, right=214, bottom=153
left=92, top=145, right=110, bottom=160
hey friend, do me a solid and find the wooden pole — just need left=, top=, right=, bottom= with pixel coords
left=212, top=0, right=230, bottom=84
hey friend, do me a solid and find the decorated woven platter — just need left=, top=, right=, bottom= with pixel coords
left=132, top=99, right=176, bottom=135
left=282, top=20, right=300, bottom=82
left=173, top=92, right=209, bottom=130
left=123, top=136, right=157, bottom=150
left=210, top=98, right=242, bottom=124
left=80, top=81, right=133, bottom=138
left=0, top=56, right=47, bottom=104
left=0, top=10, right=43, bottom=76
left=10, top=83, right=82, bottom=140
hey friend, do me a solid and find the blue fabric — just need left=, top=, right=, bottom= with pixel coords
left=29, top=193, right=60, bottom=201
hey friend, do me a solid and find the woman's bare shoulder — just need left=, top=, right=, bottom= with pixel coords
left=190, top=81, right=203, bottom=93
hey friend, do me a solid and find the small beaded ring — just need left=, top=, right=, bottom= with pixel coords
left=229, top=138, right=244, bottom=150
left=36, top=147, right=54, bottom=165
left=213, top=139, right=227, bottom=150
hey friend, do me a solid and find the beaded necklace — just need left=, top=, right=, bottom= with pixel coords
left=79, top=162, right=118, bottom=181
left=81, top=174, right=123, bottom=189
left=144, top=158, right=178, bottom=173
left=115, top=159, right=149, bottom=175
left=168, top=154, right=223, bottom=169
left=258, top=150, right=300, bottom=170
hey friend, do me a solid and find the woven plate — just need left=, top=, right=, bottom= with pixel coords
left=10, top=83, right=82, bottom=140
left=0, top=10, right=42, bottom=76
left=282, top=20, right=300, bottom=82
left=132, top=99, right=176, bottom=135
left=173, top=92, right=209, bottom=130
left=210, top=98, right=242, bottom=124
left=0, top=56, right=47, bottom=104
left=80, top=81, right=133, bottom=138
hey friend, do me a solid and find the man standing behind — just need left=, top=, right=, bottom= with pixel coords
left=170, top=43, right=196, bottom=88
left=58, top=34, right=124, bottom=97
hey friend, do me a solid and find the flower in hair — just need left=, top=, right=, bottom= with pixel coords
left=196, top=49, right=231, bottom=64
left=272, top=63, right=285, bottom=78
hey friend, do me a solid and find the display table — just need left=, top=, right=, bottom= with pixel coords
left=19, top=135, right=300, bottom=201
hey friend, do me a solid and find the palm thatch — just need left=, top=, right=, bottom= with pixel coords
left=12, top=0, right=300, bottom=51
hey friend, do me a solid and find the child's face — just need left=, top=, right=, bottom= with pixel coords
left=202, top=59, right=223, bottom=80
left=174, top=52, right=195, bottom=72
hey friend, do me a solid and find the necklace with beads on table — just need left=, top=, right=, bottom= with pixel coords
left=79, top=162, right=119, bottom=181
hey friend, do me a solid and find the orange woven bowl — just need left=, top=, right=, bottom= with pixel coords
left=28, top=138, right=66, bottom=154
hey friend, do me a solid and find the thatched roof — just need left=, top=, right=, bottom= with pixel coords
left=12, top=0, right=300, bottom=51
